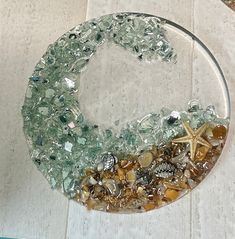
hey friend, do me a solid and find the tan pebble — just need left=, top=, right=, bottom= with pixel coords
left=126, top=170, right=136, bottom=184
left=163, top=182, right=182, bottom=191
left=195, top=146, right=209, bottom=161
left=137, top=187, right=145, bottom=196
left=156, top=199, right=165, bottom=207
left=143, top=203, right=156, bottom=211
left=86, top=199, right=97, bottom=210
left=164, top=189, right=179, bottom=201
left=138, top=152, right=153, bottom=168
left=179, top=181, right=189, bottom=189
left=117, top=168, right=125, bottom=181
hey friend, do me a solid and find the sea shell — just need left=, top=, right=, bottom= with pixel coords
left=154, top=162, right=177, bottom=178
left=101, top=153, right=118, bottom=171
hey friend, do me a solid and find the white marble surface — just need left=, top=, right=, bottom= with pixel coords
left=0, top=0, right=234, bottom=239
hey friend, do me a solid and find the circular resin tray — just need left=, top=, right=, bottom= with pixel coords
left=22, top=13, right=230, bottom=213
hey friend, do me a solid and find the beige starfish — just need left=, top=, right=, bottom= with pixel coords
left=172, top=122, right=212, bottom=161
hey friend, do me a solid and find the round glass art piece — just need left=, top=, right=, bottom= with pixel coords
left=22, top=13, right=230, bottom=213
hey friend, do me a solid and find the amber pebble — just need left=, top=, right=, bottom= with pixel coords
left=113, top=174, right=120, bottom=182
left=156, top=199, right=164, bottom=207
left=80, top=190, right=90, bottom=203
left=138, top=152, right=153, bottom=168
left=81, top=184, right=90, bottom=192
left=164, top=189, right=179, bottom=201
left=195, top=146, right=209, bottom=161
left=126, top=170, right=136, bottom=184
left=179, top=181, right=189, bottom=189
left=86, top=199, right=97, bottom=210
left=121, top=160, right=134, bottom=170
left=212, top=125, right=227, bottom=140
left=143, top=203, right=156, bottom=211
left=102, top=171, right=113, bottom=179
left=117, top=168, right=125, bottom=181
left=164, top=182, right=185, bottom=191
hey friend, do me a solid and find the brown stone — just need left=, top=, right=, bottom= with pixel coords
left=212, top=125, right=227, bottom=140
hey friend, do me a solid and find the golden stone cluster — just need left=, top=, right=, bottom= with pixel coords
left=74, top=122, right=227, bottom=212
